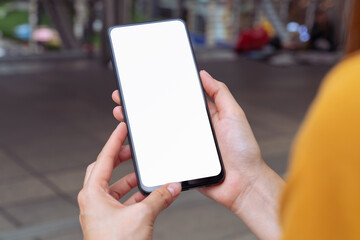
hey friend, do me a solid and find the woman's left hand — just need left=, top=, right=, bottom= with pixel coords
left=78, top=122, right=181, bottom=240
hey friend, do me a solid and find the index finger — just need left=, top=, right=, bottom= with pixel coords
left=88, top=122, right=128, bottom=186
left=200, top=70, right=240, bottom=116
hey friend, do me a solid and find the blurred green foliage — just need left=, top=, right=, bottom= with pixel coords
left=0, top=2, right=28, bottom=39
left=0, top=1, right=163, bottom=49
left=0, top=1, right=52, bottom=40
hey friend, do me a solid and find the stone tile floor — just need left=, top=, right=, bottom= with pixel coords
left=0, top=49, right=333, bottom=239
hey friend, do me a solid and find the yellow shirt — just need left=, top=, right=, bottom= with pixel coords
left=280, top=52, right=360, bottom=240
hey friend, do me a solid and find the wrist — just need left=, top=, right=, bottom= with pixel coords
left=231, top=161, right=285, bottom=240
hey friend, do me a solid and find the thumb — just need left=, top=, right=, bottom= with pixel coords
left=142, top=183, right=181, bottom=219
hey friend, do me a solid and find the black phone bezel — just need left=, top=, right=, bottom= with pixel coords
left=108, top=19, right=225, bottom=195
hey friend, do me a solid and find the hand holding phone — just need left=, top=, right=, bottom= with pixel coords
left=112, top=70, right=266, bottom=209
left=78, top=123, right=181, bottom=240
left=110, top=23, right=284, bottom=240
left=109, top=19, right=225, bottom=194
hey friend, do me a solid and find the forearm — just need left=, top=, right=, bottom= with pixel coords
left=232, top=162, right=285, bottom=240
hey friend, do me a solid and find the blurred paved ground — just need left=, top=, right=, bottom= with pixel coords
left=0, top=49, right=332, bottom=240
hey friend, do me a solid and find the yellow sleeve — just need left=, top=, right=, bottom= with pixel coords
left=280, top=52, right=360, bottom=240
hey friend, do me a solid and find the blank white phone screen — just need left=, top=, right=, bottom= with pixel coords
left=110, top=20, right=221, bottom=188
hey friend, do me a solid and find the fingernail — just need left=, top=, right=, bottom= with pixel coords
left=167, top=183, right=181, bottom=197
left=201, top=70, right=212, bottom=78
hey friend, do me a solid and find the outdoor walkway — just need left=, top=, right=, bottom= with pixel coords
left=0, top=49, right=332, bottom=240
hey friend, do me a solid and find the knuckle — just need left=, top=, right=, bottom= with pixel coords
left=78, top=213, right=84, bottom=227
left=163, top=194, right=173, bottom=207
left=77, top=189, right=86, bottom=204
left=237, top=106, right=245, bottom=116
left=156, top=188, right=172, bottom=206
left=86, top=162, right=95, bottom=173
left=232, top=108, right=245, bottom=121
left=78, top=187, right=97, bottom=209
left=219, top=81, right=229, bottom=90
left=138, top=202, right=154, bottom=216
left=96, top=151, right=104, bottom=160
left=238, top=107, right=247, bottom=119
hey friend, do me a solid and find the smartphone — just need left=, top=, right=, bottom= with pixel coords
left=108, top=19, right=225, bottom=195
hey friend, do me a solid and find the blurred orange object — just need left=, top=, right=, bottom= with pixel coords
left=280, top=52, right=360, bottom=240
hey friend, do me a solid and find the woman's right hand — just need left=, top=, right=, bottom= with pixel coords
left=112, top=70, right=284, bottom=240
left=194, top=70, right=265, bottom=210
